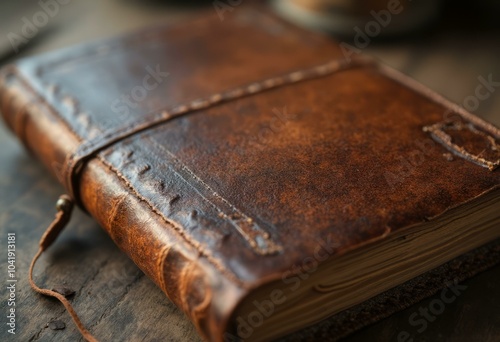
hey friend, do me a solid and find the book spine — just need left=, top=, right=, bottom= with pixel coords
left=0, top=66, right=243, bottom=341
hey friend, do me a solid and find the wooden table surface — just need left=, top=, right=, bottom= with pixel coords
left=0, top=1, right=499, bottom=341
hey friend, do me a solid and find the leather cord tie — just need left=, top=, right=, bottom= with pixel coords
left=29, top=195, right=98, bottom=342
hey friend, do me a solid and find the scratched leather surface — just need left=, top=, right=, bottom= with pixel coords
left=1, top=6, right=500, bottom=341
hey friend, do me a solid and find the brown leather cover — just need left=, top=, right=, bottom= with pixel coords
left=1, top=6, right=499, bottom=342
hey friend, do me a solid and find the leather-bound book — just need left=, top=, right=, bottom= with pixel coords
left=1, top=6, right=499, bottom=342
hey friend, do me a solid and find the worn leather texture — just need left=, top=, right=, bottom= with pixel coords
left=1, top=6, right=499, bottom=341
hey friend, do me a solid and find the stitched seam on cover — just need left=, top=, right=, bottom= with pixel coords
left=149, top=136, right=249, bottom=212
left=97, top=155, right=248, bottom=288
left=147, top=136, right=282, bottom=254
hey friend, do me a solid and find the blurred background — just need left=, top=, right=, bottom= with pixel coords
left=0, top=1, right=498, bottom=341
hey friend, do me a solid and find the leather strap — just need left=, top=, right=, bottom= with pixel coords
left=60, top=56, right=375, bottom=204
left=29, top=195, right=99, bottom=342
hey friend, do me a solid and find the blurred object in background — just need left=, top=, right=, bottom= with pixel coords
left=0, top=0, right=60, bottom=61
left=0, top=0, right=205, bottom=64
left=270, top=0, right=444, bottom=37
